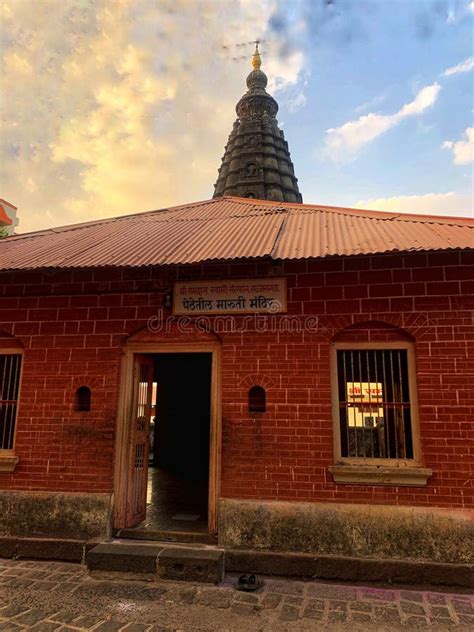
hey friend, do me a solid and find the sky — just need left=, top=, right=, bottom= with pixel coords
left=0, top=0, right=473, bottom=234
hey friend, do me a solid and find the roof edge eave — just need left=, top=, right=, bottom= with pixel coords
left=0, top=245, right=472, bottom=274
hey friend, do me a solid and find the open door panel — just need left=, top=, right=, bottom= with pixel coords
left=125, top=354, right=154, bottom=527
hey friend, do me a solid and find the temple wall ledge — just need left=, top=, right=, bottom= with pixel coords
left=0, top=452, right=19, bottom=473
left=328, top=464, right=433, bottom=486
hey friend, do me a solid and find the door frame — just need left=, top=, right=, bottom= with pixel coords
left=113, top=341, right=222, bottom=534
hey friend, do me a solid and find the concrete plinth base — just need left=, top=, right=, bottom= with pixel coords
left=0, top=535, right=91, bottom=562
left=1, top=536, right=472, bottom=588
left=219, top=499, right=474, bottom=565
left=0, top=491, right=112, bottom=540
left=226, top=549, right=474, bottom=588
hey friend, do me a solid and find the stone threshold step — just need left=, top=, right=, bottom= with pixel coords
left=86, top=542, right=224, bottom=584
left=114, top=528, right=217, bottom=546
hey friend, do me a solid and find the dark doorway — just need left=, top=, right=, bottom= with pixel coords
left=140, top=353, right=211, bottom=534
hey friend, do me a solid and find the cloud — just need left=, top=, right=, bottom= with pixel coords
left=266, top=49, right=305, bottom=94
left=355, top=192, right=473, bottom=218
left=442, top=127, right=474, bottom=165
left=287, top=90, right=307, bottom=113
left=442, top=55, right=474, bottom=77
left=324, top=83, right=441, bottom=161
left=0, top=0, right=306, bottom=233
left=354, top=93, right=387, bottom=114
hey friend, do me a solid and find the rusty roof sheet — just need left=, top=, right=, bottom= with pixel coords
left=0, top=196, right=472, bottom=270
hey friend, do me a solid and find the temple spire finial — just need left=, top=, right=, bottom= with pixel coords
left=213, top=41, right=302, bottom=203
left=252, top=40, right=261, bottom=70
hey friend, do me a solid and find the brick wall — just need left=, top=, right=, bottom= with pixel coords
left=0, top=250, right=472, bottom=510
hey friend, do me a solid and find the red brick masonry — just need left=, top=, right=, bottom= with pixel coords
left=0, top=250, right=473, bottom=511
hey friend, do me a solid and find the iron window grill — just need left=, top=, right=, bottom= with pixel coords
left=0, top=354, right=22, bottom=450
left=336, top=349, right=414, bottom=460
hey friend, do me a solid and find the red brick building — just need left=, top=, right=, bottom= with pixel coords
left=0, top=197, right=473, bottom=567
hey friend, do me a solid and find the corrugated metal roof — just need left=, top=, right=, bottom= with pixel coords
left=0, top=196, right=472, bottom=270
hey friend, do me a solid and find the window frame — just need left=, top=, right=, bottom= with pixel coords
left=330, top=341, right=422, bottom=468
left=0, top=347, right=24, bottom=471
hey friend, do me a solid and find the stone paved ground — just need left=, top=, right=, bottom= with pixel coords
left=0, top=559, right=473, bottom=631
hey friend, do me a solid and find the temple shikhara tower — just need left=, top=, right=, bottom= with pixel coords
left=213, top=44, right=302, bottom=203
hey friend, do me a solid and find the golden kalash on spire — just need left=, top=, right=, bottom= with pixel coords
left=252, top=41, right=262, bottom=70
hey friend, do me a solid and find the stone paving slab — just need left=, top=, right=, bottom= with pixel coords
left=0, top=559, right=473, bottom=630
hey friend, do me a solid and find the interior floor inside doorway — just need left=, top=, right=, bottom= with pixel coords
left=128, top=466, right=208, bottom=534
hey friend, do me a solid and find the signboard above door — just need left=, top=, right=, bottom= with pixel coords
left=173, top=278, right=287, bottom=315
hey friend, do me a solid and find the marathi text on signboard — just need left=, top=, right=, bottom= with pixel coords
left=173, top=278, right=287, bottom=315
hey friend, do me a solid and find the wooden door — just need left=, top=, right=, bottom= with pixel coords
left=125, top=354, right=154, bottom=527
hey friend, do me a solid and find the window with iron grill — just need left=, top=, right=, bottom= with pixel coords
left=0, top=354, right=22, bottom=450
left=336, top=349, right=414, bottom=460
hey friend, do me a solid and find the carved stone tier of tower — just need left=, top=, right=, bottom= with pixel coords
left=213, top=45, right=303, bottom=203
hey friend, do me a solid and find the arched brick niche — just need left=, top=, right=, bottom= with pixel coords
left=240, top=374, right=275, bottom=416
left=74, top=386, right=92, bottom=412
left=248, top=385, right=266, bottom=413
left=241, top=374, right=276, bottom=390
